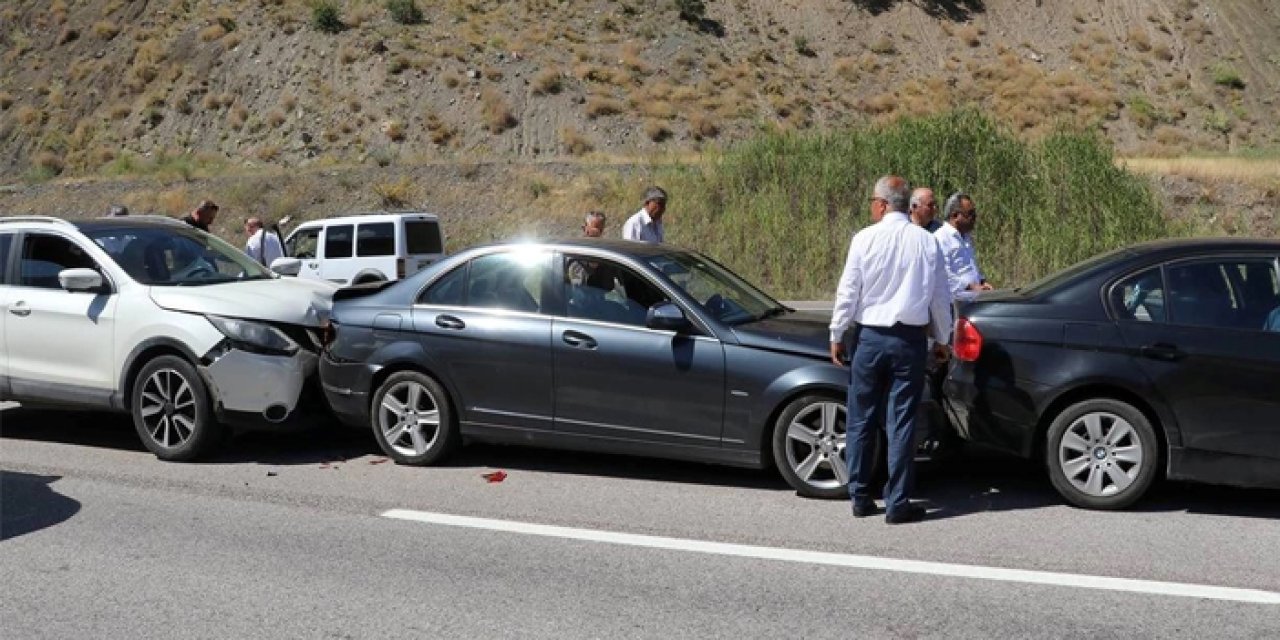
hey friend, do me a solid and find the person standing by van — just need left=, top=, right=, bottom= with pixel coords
left=244, top=217, right=285, bottom=266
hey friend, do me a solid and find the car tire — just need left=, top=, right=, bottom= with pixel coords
left=370, top=371, right=457, bottom=465
left=1045, top=398, right=1159, bottom=510
left=130, top=355, right=221, bottom=461
left=772, top=394, right=869, bottom=499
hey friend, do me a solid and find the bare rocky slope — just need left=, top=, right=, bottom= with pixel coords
left=2, top=0, right=1279, bottom=179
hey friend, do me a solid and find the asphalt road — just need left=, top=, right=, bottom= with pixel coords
left=3, top=406, right=1279, bottom=639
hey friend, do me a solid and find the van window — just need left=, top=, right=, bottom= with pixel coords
left=406, top=220, right=443, bottom=254
left=289, top=227, right=320, bottom=259
left=357, top=222, right=395, bottom=257
left=325, top=224, right=354, bottom=259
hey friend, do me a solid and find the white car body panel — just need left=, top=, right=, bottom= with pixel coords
left=149, top=277, right=337, bottom=327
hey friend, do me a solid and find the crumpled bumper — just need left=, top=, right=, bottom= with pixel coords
left=199, top=347, right=318, bottom=416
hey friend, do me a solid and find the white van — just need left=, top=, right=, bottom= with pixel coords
left=282, top=212, right=445, bottom=285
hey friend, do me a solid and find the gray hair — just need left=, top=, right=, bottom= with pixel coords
left=874, top=175, right=911, bottom=212
left=909, top=188, right=934, bottom=209
left=944, top=192, right=972, bottom=220
left=584, top=211, right=606, bottom=225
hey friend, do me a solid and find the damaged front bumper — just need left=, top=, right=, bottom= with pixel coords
left=199, top=342, right=321, bottom=428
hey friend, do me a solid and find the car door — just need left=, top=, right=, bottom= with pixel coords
left=1112, top=256, right=1280, bottom=458
left=0, top=231, right=15, bottom=396
left=551, top=253, right=726, bottom=446
left=4, top=231, right=118, bottom=406
left=285, top=226, right=323, bottom=281
left=411, top=249, right=555, bottom=432
left=320, top=223, right=355, bottom=285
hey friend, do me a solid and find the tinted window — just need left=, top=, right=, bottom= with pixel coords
left=1167, top=259, right=1280, bottom=331
left=465, top=251, right=551, bottom=313
left=0, top=232, right=13, bottom=283
left=564, top=254, right=668, bottom=327
left=288, top=228, right=320, bottom=259
left=325, top=225, right=354, bottom=259
left=1111, top=267, right=1165, bottom=323
left=18, top=234, right=99, bottom=289
left=406, top=220, right=443, bottom=254
left=419, top=263, right=467, bottom=306
left=357, top=222, right=395, bottom=257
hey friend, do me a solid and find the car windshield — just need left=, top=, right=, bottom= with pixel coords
left=84, top=225, right=274, bottom=286
left=644, top=251, right=783, bottom=325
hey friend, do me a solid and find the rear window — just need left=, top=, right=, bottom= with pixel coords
left=0, top=232, right=13, bottom=282
left=405, top=220, right=443, bottom=254
left=357, top=222, right=395, bottom=257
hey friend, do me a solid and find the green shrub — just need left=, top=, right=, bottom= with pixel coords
left=624, top=109, right=1166, bottom=298
left=310, top=0, right=344, bottom=34
left=386, top=0, right=423, bottom=25
left=1211, top=63, right=1245, bottom=89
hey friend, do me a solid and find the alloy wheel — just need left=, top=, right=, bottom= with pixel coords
left=377, top=380, right=442, bottom=457
left=138, top=368, right=199, bottom=449
left=1057, top=411, right=1145, bottom=498
left=783, top=401, right=848, bottom=490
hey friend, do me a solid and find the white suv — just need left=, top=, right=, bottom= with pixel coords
left=281, top=212, right=445, bottom=285
left=0, top=216, right=337, bottom=460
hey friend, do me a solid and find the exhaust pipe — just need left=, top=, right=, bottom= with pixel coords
left=262, top=404, right=290, bottom=424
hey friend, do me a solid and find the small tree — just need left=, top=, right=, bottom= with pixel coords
left=675, top=0, right=706, bottom=24
left=310, top=0, right=344, bottom=34
left=386, top=0, right=423, bottom=25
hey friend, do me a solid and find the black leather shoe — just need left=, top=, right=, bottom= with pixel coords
left=851, top=502, right=880, bottom=518
left=885, top=504, right=926, bottom=525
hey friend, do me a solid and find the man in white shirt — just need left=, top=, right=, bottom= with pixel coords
left=621, top=186, right=666, bottom=243
left=908, top=187, right=942, bottom=233
left=829, top=175, right=952, bottom=525
left=934, top=192, right=992, bottom=302
left=244, top=217, right=285, bottom=267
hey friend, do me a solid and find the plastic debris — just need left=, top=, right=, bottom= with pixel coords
left=481, top=470, right=507, bottom=483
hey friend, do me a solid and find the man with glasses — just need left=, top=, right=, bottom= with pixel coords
left=829, top=175, right=953, bottom=525
left=909, top=187, right=941, bottom=232
left=935, top=191, right=991, bottom=302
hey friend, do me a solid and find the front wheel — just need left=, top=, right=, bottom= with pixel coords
left=772, top=395, right=855, bottom=499
left=370, top=371, right=457, bottom=465
left=131, top=355, right=221, bottom=461
left=1045, top=399, right=1159, bottom=510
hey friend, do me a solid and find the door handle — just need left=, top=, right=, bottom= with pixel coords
left=435, top=315, right=465, bottom=330
left=308, top=262, right=319, bottom=269
left=9, top=302, right=30, bottom=317
left=562, top=330, right=597, bottom=350
left=1140, top=343, right=1184, bottom=362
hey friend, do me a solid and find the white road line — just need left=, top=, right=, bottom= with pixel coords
left=382, top=509, right=1280, bottom=605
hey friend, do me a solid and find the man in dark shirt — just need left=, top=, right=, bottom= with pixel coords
left=181, top=200, right=218, bottom=232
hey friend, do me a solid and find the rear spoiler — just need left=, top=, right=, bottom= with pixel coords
left=333, top=279, right=397, bottom=302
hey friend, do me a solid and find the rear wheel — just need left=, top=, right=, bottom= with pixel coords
left=131, top=355, right=221, bottom=461
left=1045, top=399, right=1159, bottom=510
left=370, top=371, right=457, bottom=465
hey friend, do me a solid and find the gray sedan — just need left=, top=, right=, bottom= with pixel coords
left=319, top=240, right=941, bottom=498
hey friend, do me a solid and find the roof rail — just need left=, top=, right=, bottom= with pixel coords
left=0, top=216, right=75, bottom=226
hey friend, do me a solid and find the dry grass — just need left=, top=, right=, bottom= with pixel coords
left=33, top=151, right=65, bottom=176
left=560, top=127, right=593, bottom=156
left=531, top=69, right=563, bottom=95
left=688, top=111, right=719, bottom=140
left=425, top=112, right=457, bottom=146
left=381, top=119, right=406, bottom=142
left=228, top=104, right=248, bottom=128
left=256, top=145, right=282, bottom=162
left=373, top=176, right=416, bottom=207
left=481, top=90, right=517, bottom=133
left=643, top=119, right=671, bottom=142
left=16, top=106, right=44, bottom=128
left=585, top=96, right=624, bottom=118
left=1127, top=27, right=1153, bottom=52
left=0, top=92, right=14, bottom=110
left=266, top=109, right=287, bottom=128
left=1121, top=156, right=1280, bottom=188
left=199, top=25, right=227, bottom=42
left=956, top=25, right=982, bottom=47
left=639, top=99, right=675, bottom=120
left=870, top=36, right=896, bottom=55
left=92, top=21, right=120, bottom=40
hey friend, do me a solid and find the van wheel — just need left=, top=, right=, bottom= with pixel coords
left=371, top=371, right=457, bottom=465
left=1045, top=399, right=1159, bottom=510
left=354, top=273, right=386, bottom=285
left=131, top=355, right=221, bottom=461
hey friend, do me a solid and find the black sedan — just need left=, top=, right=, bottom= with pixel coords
left=944, top=238, right=1280, bottom=509
left=320, top=240, right=948, bottom=498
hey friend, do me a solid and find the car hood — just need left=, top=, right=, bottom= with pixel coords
left=149, top=277, right=338, bottom=327
left=731, top=311, right=831, bottom=359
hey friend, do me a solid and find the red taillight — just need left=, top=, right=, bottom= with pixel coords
left=954, top=317, right=983, bottom=362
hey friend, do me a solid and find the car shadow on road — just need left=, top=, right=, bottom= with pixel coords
left=0, top=470, right=82, bottom=541
left=0, top=408, right=148, bottom=453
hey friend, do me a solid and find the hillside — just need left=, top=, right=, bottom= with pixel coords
left=2, top=0, right=1279, bottom=179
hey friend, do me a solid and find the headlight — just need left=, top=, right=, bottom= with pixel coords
left=206, top=315, right=298, bottom=356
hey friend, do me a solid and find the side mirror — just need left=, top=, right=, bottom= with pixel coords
left=645, top=302, right=690, bottom=331
left=59, top=268, right=105, bottom=293
left=270, top=257, right=302, bottom=276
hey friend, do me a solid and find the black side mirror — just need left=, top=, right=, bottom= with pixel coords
left=645, top=302, right=690, bottom=331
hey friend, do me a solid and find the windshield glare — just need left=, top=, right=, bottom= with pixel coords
left=85, top=226, right=274, bottom=286
left=644, top=252, right=779, bottom=325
